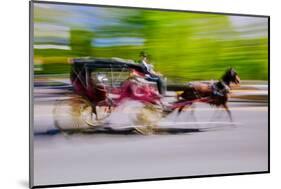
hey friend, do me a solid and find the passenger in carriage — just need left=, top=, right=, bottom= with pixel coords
left=138, top=51, right=165, bottom=95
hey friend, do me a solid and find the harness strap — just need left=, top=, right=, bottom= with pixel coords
left=211, top=81, right=230, bottom=97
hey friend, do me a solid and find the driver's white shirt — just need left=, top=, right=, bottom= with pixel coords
left=142, top=60, right=153, bottom=73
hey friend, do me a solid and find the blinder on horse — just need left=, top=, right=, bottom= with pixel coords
left=222, top=68, right=240, bottom=85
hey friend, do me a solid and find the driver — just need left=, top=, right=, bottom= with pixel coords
left=139, top=51, right=165, bottom=95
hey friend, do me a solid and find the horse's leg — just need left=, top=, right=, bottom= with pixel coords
left=209, top=107, right=218, bottom=122
left=210, top=106, right=225, bottom=121
left=176, top=103, right=197, bottom=123
left=177, top=105, right=185, bottom=115
left=190, top=104, right=197, bottom=121
left=222, top=103, right=232, bottom=122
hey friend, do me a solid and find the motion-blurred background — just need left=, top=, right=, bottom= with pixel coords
left=33, top=3, right=268, bottom=82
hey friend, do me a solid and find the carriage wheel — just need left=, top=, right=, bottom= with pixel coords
left=80, top=99, right=112, bottom=127
left=53, top=96, right=91, bottom=132
left=132, top=104, right=163, bottom=135
left=53, top=96, right=112, bottom=132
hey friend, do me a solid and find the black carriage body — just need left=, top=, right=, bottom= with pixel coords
left=72, top=57, right=144, bottom=72
left=70, top=57, right=149, bottom=95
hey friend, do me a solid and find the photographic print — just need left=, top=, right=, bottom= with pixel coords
left=30, top=1, right=269, bottom=188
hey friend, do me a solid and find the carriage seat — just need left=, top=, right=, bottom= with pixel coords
left=135, top=76, right=157, bottom=85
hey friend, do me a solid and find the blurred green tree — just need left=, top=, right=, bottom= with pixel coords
left=34, top=5, right=268, bottom=81
left=70, top=29, right=94, bottom=56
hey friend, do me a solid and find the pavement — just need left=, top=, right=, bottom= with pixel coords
left=32, top=94, right=268, bottom=186
left=31, top=77, right=268, bottom=186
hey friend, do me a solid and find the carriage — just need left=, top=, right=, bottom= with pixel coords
left=69, top=57, right=161, bottom=100
left=53, top=57, right=239, bottom=134
left=53, top=57, right=167, bottom=133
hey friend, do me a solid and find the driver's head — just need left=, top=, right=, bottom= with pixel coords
left=139, top=51, right=148, bottom=60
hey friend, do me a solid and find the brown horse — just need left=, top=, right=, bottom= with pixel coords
left=176, top=68, right=240, bottom=121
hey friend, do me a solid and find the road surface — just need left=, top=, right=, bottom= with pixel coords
left=32, top=91, right=268, bottom=186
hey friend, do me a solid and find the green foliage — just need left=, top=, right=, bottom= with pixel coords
left=33, top=6, right=268, bottom=81
left=70, top=29, right=94, bottom=56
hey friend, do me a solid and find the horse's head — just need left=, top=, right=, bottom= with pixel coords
left=222, top=68, right=240, bottom=86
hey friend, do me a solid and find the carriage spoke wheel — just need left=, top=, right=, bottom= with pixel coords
left=133, top=104, right=163, bottom=135
left=53, top=96, right=111, bottom=133
left=81, top=100, right=112, bottom=127
left=53, top=96, right=90, bottom=133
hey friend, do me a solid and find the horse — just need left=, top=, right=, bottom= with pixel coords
left=176, top=68, right=240, bottom=121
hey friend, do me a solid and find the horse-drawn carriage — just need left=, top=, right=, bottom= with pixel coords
left=54, top=57, right=166, bottom=133
left=53, top=57, right=240, bottom=134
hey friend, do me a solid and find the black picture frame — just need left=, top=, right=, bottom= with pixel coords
left=29, top=1, right=270, bottom=188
